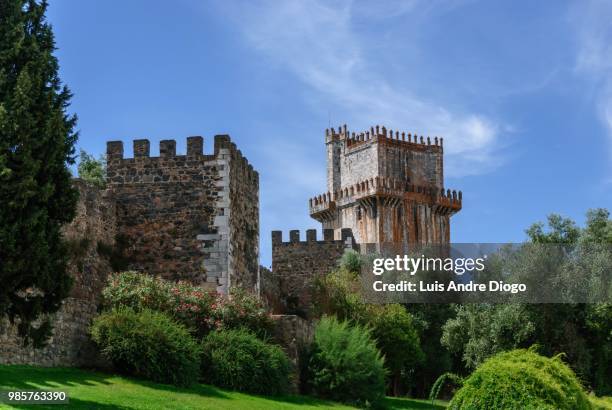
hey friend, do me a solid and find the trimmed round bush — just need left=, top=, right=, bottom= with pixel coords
left=307, top=316, right=386, bottom=407
left=201, top=329, right=292, bottom=395
left=449, top=348, right=591, bottom=410
left=91, top=308, right=200, bottom=387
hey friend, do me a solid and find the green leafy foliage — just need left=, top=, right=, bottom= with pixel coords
left=368, top=304, right=424, bottom=396
left=441, top=303, right=535, bottom=369
left=313, top=267, right=367, bottom=322
left=213, top=287, right=276, bottom=338
left=307, top=316, right=386, bottom=408
left=77, top=149, right=106, bottom=187
left=407, top=303, right=455, bottom=398
left=102, top=271, right=175, bottom=312
left=200, top=329, right=292, bottom=395
left=586, top=303, right=612, bottom=396
left=590, top=396, right=612, bottom=410
left=444, top=209, right=612, bottom=395
left=581, top=209, right=612, bottom=244
left=449, top=348, right=592, bottom=410
left=339, top=249, right=362, bottom=273
left=429, top=372, right=464, bottom=403
left=90, top=308, right=200, bottom=387
left=523, top=210, right=611, bottom=303
left=314, top=268, right=425, bottom=397
left=102, top=271, right=274, bottom=339
left=0, top=0, right=79, bottom=346
left=525, top=214, right=581, bottom=244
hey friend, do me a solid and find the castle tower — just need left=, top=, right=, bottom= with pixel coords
left=106, top=135, right=259, bottom=294
left=310, top=125, right=461, bottom=249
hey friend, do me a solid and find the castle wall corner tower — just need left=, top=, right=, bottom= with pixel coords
left=106, top=135, right=259, bottom=294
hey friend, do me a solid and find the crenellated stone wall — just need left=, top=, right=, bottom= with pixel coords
left=0, top=180, right=115, bottom=367
left=266, top=229, right=355, bottom=317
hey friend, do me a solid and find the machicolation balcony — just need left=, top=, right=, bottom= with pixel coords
left=309, top=177, right=462, bottom=220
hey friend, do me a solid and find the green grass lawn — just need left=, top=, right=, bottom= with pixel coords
left=0, top=366, right=446, bottom=410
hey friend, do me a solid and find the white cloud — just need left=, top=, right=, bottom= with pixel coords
left=572, top=1, right=612, bottom=157
left=215, top=0, right=505, bottom=178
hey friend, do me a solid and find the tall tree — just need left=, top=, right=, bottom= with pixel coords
left=0, top=0, right=78, bottom=345
left=440, top=210, right=612, bottom=395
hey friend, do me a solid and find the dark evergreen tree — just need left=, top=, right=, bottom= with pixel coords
left=0, top=0, right=78, bottom=346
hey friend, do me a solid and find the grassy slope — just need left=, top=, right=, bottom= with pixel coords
left=0, top=366, right=446, bottom=410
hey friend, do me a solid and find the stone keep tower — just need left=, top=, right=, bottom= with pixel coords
left=309, top=125, right=462, bottom=248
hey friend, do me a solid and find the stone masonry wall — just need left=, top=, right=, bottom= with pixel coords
left=223, top=136, right=259, bottom=291
left=0, top=180, right=115, bottom=367
left=107, top=137, right=220, bottom=285
left=377, top=137, right=443, bottom=188
left=325, top=125, right=443, bottom=193
left=106, top=135, right=259, bottom=293
left=271, top=314, right=316, bottom=391
left=268, top=229, right=355, bottom=317
left=260, top=265, right=282, bottom=313
left=312, top=125, right=460, bottom=246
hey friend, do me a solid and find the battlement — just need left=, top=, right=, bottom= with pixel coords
left=270, top=227, right=357, bottom=316
left=106, top=136, right=209, bottom=160
left=325, top=124, right=443, bottom=152
left=309, top=177, right=462, bottom=214
left=106, top=135, right=258, bottom=184
left=271, top=228, right=354, bottom=245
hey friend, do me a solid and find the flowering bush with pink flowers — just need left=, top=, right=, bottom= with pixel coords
left=210, top=289, right=275, bottom=338
left=102, top=271, right=273, bottom=339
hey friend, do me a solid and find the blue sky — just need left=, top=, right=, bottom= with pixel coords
left=46, top=0, right=612, bottom=267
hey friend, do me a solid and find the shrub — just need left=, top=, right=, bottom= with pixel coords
left=368, top=304, right=424, bottom=396
left=448, top=348, right=592, bottom=410
left=210, top=288, right=275, bottom=338
left=312, top=268, right=367, bottom=322
left=102, top=271, right=273, bottom=338
left=102, top=271, right=175, bottom=312
left=590, top=395, right=612, bottom=410
left=200, top=329, right=292, bottom=395
left=307, top=316, right=386, bottom=407
left=313, top=268, right=424, bottom=396
left=339, top=249, right=362, bottom=273
left=90, top=308, right=200, bottom=387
